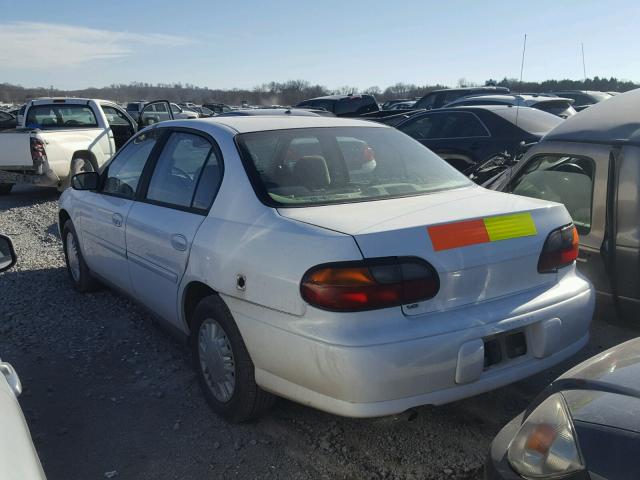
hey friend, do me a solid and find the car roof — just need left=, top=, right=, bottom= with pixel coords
left=544, top=88, right=640, bottom=146
left=429, top=86, right=509, bottom=94
left=300, top=94, right=373, bottom=101
left=217, top=108, right=322, bottom=117
left=449, top=94, right=573, bottom=105
left=161, top=115, right=388, bottom=134
left=436, top=104, right=519, bottom=113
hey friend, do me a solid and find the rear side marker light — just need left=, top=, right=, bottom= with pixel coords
left=537, top=224, right=579, bottom=273
left=301, top=257, right=439, bottom=312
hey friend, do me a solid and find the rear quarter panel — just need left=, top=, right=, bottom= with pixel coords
left=178, top=129, right=363, bottom=331
left=40, top=128, right=110, bottom=178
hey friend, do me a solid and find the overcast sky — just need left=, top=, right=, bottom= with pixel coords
left=1, top=0, right=638, bottom=90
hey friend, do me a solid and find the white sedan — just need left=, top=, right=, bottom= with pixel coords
left=58, top=116, right=594, bottom=421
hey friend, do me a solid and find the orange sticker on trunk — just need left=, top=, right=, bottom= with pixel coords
left=428, top=219, right=490, bottom=251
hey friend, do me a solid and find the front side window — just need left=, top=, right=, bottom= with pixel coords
left=237, top=126, right=471, bottom=206
left=25, top=104, right=98, bottom=129
left=102, top=129, right=160, bottom=198
left=146, top=131, right=218, bottom=209
left=508, top=155, right=595, bottom=233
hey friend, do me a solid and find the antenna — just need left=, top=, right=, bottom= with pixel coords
left=581, top=42, right=587, bottom=92
left=515, top=34, right=527, bottom=128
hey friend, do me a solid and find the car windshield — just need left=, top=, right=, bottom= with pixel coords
left=237, top=126, right=472, bottom=206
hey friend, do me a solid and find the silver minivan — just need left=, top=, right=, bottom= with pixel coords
left=488, top=88, right=640, bottom=325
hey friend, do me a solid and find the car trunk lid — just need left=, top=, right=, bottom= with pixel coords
left=278, top=186, right=571, bottom=315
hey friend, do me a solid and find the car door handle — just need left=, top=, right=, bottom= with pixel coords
left=112, top=213, right=123, bottom=227
left=171, top=234, right=188, bottom=251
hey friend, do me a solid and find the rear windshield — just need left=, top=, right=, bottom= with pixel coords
left=297, top=99, right=336, bottom=112
left=492, top=107, right=562, bottom=135
left=25, top=104, right=98, bottom=129
left=237, top=126, right=471, bottom=206
left=333, top=96, right=378, bottom=116
left=589, top=92, right=612, bottom=102
left=534, top=100, right=574, bottom=116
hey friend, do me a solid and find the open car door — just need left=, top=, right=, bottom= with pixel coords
left=138, top=100, right=174, bottom=130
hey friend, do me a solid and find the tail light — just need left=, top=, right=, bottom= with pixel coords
left=301, top=257, right=439, bottom=312
left=537, top=224, right=579, bottom=273
left=30, top=137, right=47, bottom=162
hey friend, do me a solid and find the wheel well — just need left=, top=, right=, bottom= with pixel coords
left=183, top=282, right=217, bottom=332
left=71, top=150, right=99, bottom=171
left=58, top=209, right=71, bottom=234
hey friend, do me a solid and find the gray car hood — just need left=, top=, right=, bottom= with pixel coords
left=557, top=338, right=640, bottom=432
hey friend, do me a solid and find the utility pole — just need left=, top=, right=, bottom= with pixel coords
left=581, top=43, right=587, bottom=91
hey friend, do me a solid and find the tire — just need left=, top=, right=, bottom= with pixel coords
left=0, top=183, right=13, bottom=195
left=62, top=220, right=101, bottom=292
left=191, top=295, right=275, bottom=422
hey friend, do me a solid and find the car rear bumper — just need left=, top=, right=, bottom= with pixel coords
left=227, top=275, right=594, bottom=418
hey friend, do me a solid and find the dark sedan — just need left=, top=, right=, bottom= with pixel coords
left=487, top=338, right=640, bottom=479
left=395, top=105, right=562, bottom=172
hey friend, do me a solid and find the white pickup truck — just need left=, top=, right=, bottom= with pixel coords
left=0, top=98, right=174, bottom=194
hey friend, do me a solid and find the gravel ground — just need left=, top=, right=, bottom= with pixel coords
left=0, top=185, right=636, bottom=480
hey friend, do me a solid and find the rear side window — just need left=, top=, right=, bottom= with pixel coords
left=509, top=155, right=595, bottom=233
left=102, top=130, right=160, bottom=198
left=25, top=104, right=98, bottom=129
left=146, top=131, right=220, bottom=210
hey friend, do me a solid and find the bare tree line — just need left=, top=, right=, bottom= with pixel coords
left=1, top=77, right=637, bottom=106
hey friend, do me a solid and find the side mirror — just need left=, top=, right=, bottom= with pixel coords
left=0, top=234, right=17, bottom=273
left=71, top=172, right=99, bottom=190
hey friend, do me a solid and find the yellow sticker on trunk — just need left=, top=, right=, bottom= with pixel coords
left=483, top=213, right=537, bottom=242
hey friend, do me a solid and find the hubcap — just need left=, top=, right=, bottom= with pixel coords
left=66, top=232, right=81, bottom=282
left=198, top=318, right=236, bottom=403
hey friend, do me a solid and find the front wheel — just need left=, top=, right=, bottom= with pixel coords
left=62, top=220, right=101, bottom=292
left=191, top=295, right=275, bottom=422
left=0, top=183, right=13, bottom=195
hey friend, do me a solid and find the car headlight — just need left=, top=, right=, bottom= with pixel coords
left=507, top=393, right=585, bottom=478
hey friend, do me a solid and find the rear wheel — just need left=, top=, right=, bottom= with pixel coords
left=62, top=220, right=100, bottom=292
left=0, top=183, right=13, bottom=195
left=191, top=295, right=275, bottom=422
